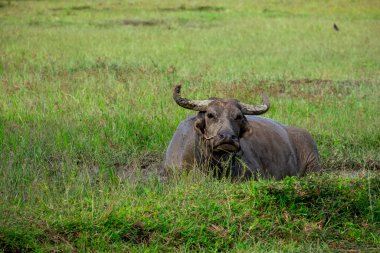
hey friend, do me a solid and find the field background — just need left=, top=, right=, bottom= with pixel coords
left=0, top=0, right=379, bottom=252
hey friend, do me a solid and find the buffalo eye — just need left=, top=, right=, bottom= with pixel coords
left=234, top=114, right=243, bottom=120
left=206, top=113, right=216, bottom=119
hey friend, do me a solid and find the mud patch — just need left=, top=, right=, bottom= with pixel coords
left=113, top=153, right=166, bottom=181
left=287, top=78, right=333, bottom=85
left=121, top=222, right=152, bottom=244
left=122, top=19, right=161, bottom=27
left=256, top=79, right=332, bottom=99
left=0, top=2, right=10, bottom=8
left=70, top=5, right=91, bottom=11
left=160, top=5, right=225, bottom=12
left=214, top=79, right=373, bottom=102
left=323, top=157, right=380, bottom=172
left=109, top=150, right=379, bottom=183
left=51, top=5, right=92, bottom=11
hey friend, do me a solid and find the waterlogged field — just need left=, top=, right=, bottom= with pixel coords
left=0, top=0, right=379, bottom=251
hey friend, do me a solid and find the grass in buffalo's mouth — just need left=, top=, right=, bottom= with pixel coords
left=0, top=0, right=379, bottom=251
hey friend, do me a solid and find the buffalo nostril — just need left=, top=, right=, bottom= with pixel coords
left=218, top=133, right=238, bottom=141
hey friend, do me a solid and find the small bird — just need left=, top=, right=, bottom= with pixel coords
left=333, top=23, right=339, bottom=31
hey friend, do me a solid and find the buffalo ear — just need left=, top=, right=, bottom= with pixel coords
left=240, top=116, right=252, bottom=136
left=194, top=112, right=205, bottom=135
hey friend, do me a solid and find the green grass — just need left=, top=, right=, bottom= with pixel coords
left=0, top=0, right=379, bottom=251
left=1, top=172, right=379, bottom=252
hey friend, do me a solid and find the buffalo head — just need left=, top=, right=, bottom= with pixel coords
left=173, top=85, right=270, bottom=154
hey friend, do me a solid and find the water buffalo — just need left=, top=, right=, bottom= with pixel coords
left=165, top=85, right=320, bottom=180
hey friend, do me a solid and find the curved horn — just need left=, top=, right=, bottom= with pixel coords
left=173, top=85, right=211, bottom=111
left=239, top=94, right=270, bottom=115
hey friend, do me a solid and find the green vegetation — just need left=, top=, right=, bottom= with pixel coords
left=0, top=0, right=379, bottom=251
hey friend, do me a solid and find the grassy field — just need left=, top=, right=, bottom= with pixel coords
left=0, top=0, right=379, bottom=251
